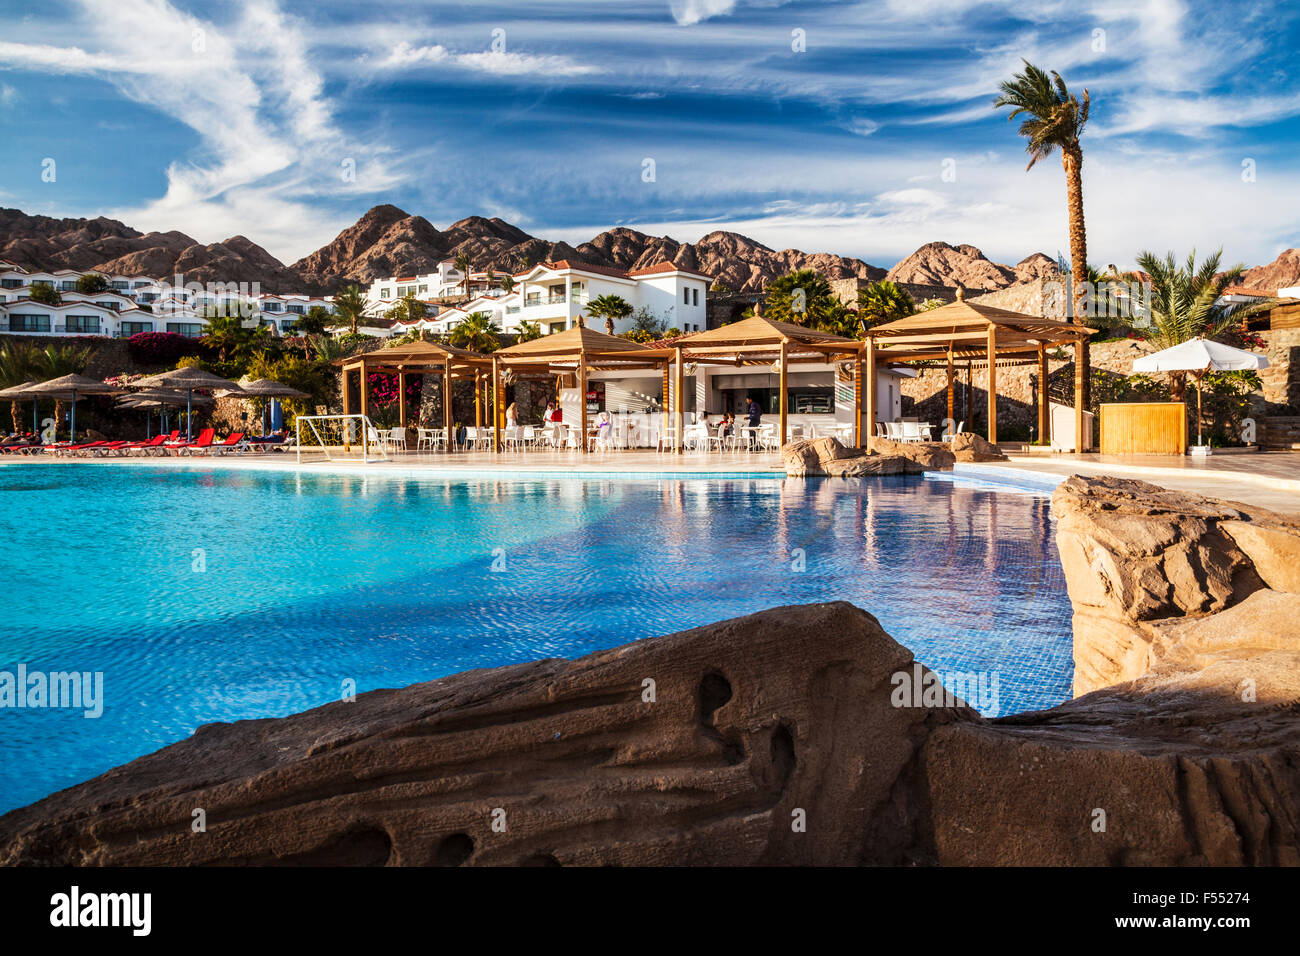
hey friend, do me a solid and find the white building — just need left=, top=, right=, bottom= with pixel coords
left=0, top=260, right=337, bottom=339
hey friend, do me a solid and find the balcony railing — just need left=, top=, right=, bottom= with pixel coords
left=523, top=293, right=588, bottom=308
left=54, top=324, right=101, bottom=334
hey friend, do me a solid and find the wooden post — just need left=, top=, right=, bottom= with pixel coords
left=1038, top=343, right=1049, bottom=446
left=491, top=357, right=501, bottom=453
left=863, top=338, right=877, bottom=438
left=579, top=353, right=589, bottom=454
left=398, top=371, right=407, bottom=429
left=853, top=352, right=864, bottom=447
left=986, top=325, right=997, bottom=445
left=778, top=340, right=788, bottom=447
left=965, top=360, right=972, bottom=426
left=474, top=373, right=482, bottom=429
left=341, top=367, right=352, bottom=416
left=662, top=363, right=671, bottom=450
left=1075, top=334, right=1086, bottom=452
left=359, top=361, right=368, bottom=419
left=673, top=347, right=684, bottom=454
left=946, top=350, right=954, bottom=433
left=443, top=361, right=454, bottom=454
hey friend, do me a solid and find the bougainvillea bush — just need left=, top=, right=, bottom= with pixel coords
left=126, top=331, right=200, bottom=367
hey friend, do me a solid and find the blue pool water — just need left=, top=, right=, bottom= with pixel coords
left=0, top=464, right=1073, bottom=814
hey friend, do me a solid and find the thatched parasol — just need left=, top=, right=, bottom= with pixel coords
left=26, top=374, right=120, bottom=441
left=0, top=380, right=39, bottom=433
left=118, top=389, right=215, bottom=437
left=219, top=379, right=308, bottom=435
left=133, top=368, right=244, bottom=440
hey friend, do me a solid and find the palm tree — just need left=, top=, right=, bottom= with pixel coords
left=332, top=284, right=367, bottom=336
left=32, top=343, right=91, bottom=436
left=857, top=280, right=915, bottom=333
left=384, top=294, right=426, bottom=326
left=585, top=294, right=634, bottom=332
left=0, top=341, right=38, bottom=433
left=1133, top=249, right=1271, bottom=402
left=995, top=60, right=1091, bottom=402
left=455, top=252, right=471, bottom=298
left=449, top=311, right=501, bottom=353
left=501, top=274, right=515, bottom=294
left=515, top=320, right=542, bottom=343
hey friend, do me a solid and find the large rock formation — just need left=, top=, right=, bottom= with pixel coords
left=781, top=436, right=931, bottom=476
left=0, top=603, right=972, bottom=867
left=885, top=241, right=1045, bottom=292
left=950, top=432, right=1008, bottom=462
left=1240, top=247, right=1300, bottom=294
left=1052, top=475, right=1300, bottom=695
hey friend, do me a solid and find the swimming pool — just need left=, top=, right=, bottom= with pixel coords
left=0, top=464, right=1073, bottom=813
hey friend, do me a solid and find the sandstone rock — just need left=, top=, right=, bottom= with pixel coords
left=781, top=437, right=926, bottom=477
left=950, top=432, right=1008, bottom=462
left=0, top=603, right=971, bottom=867
left=4, top=591, right=1297, bottom=867
left=886, top=241, right=1025, bottom=291
left=868, top=436, right=955, bottom=470
left=1051, top=475, right=1298, bottom=696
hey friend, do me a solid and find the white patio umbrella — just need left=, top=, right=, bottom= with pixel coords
left=1132, top=337, right=1269, bottom=448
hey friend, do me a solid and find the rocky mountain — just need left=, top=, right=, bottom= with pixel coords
left=291, top=207, right=887, bottom=293
left=0, top=207, right=308, bottom=293
left=885, top=241, right=1058, bottom=291
left=1240, top=248, right=1300, bottom=293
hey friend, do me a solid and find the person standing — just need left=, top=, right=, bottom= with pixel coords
left=745, top=395, right=762, bottom=448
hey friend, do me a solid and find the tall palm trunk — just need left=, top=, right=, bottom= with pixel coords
left=9, top=400, right=21, bottom=434
left=1063, top=144, right=1089, bottom=409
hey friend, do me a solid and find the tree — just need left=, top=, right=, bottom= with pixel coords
left=628, top=306, right=666, bottom=338
left=332, top=284, right=367, bottom=336
left=857, top=280, right=915, bottom=332
left=75, top=273, right=109, bottom=294
left=449, top=311, right=501, bottom=352
left=1131, top=248, right=1271, bottom=401
left=760, top=269, right=855, bottom=334
left=501, top=274, right=515, bottom=294
left=455, top=252, right=471, bottom=298
left=28, top=283, right=61, bottom=306
left=33, top=343, right=91, bottom=438
left=294, top=306, right=332, bottom=336
left=384, top=294, right=426, bottom=326
left=0, top=341, right=38, bottom=433
left=515, top=320, right=542, bottom=343
left=584, top=294, right=633, bottom=331
left=995, top=60, right=1091, bottom=403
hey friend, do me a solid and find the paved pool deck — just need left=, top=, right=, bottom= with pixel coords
left=5, top=446, right=1299, bottom=513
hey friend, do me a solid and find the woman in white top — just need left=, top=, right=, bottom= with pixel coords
left=505, top=402, right=518, bottom=428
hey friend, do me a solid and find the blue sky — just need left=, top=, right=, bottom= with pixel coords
left=2, top=0, right=1298, bottom=271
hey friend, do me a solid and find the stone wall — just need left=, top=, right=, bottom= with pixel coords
left=1260, top=327, right=1300, bottom=412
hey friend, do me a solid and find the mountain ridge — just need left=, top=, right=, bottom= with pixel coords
left=3, top=204, right=1296, bottom=298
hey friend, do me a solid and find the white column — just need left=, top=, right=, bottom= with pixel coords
left=565, top=276, right=574, bottom=329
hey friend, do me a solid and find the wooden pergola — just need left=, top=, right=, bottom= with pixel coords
left=671, top=315, right=866, bottom=446
left=493, top=325, right=675, bottom=452
left=865, top=297, right=1097, bottom=448
left=338, top=341, right=492, bottom=451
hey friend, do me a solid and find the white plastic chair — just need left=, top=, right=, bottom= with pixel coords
left=757, top=424, right=778, bottom=451
left=658, top=427, right=677, bottom=453
left=900, top=421, right=921, bottom=443
left=387, top=426, right=407, bottom=451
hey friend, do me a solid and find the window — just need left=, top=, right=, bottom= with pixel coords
left=380, top=288, right=391, bottom=299
left=63, top=314, right=100, bottom=333
left=60, top=281, right=76, bottom=291
left=7, top=313, right=50, bottom=332
left=110, top=280, right=129, bottom=290
left=120, top=320, right=153, bottom=336
left=280, top=319, right=298, bottom=331
left=166, top=322, right=203, bottom=338
left=95, top=300, right=121, bottom=312
left=0, top=279, right=20, bottom=289
left=418, top=284, right=428, bottom=293
left=684, top=288, right=690, bottom=304
left=693, top=288, right=699, bottom=306
left=287, top=304, right=304, bottom=314
left=263, top=302, right=282, bottom=312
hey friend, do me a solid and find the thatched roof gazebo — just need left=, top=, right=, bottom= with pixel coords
left=671, top=315, right=866, bottom=446
left=339, top=341, right=492, bottom=451
left=865, top=294, right=1097, bottom=447
left=494, top=325, right=675, bottom=452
